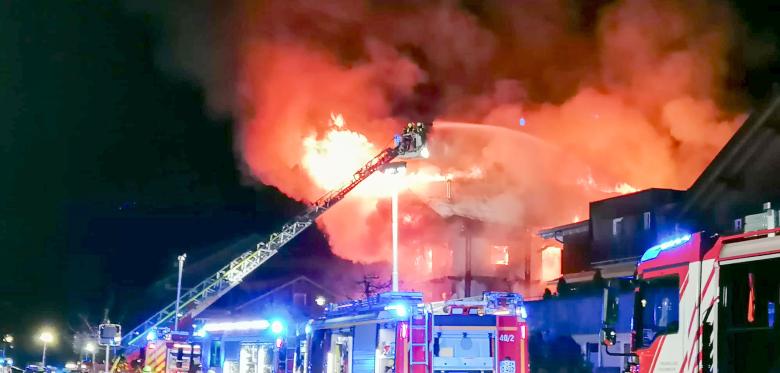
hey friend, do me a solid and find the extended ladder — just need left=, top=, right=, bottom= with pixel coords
left=121, top=125, right=431, bottom=351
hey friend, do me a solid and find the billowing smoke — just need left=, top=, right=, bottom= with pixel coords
left=129, top=0, right=750, bottom=294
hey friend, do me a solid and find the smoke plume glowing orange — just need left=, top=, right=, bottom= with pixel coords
left=134, top=0, right=753, bottom=296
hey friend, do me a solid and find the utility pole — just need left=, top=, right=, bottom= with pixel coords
left=464, top=220, right=472, bottom=298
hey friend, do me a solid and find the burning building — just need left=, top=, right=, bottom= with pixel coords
left=392, top=176, right=562, bottom=300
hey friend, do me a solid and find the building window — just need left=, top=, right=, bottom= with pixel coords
left=612, top=217, right=624, bottom=236
left=293, top=292, right=307, bottom=306
left=541, top=246, right=562, bottom=282
left=643, top=212, right=652, bottom=230
left=492, top=245, right=509, bottom=265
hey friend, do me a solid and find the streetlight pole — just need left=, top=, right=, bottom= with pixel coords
left=84, top=342, right=97, bottom=373
left=38, top=331, right=54, bottom=368
left=175, top=253, right=187, bottom=331
left=2, top=334, right=13, bottom=372
left=391, top=187, right=399, bottom=292
left=381, top=162, right=406, bottom=293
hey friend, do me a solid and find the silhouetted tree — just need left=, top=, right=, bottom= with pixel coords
left=556, top=277, right=571, bottom=297
left=589, top=269, right=607, bottom=294
left=593, top=269, right=605, bottom=286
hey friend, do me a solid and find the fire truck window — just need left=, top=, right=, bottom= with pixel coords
left=434, top=331, right=491, bottom=359
left=309, top=330, right=327, bottom=373
left=329, top=334, right=352, bottom=373
left=375, top=327, right=396, bottom=373
left=634, top=275, right=679, bottom=348
left=718, top=258, right=780, bottom=372
left=210, top=341, right=222, bottom=369
left=721, top=260, right=780, bottom=329
left=239, top=344, right=274, bottom=373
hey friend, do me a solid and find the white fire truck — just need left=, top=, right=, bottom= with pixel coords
left=600, top=207, right=780, bottom=372
left=301, top=292, right=530, bottom=373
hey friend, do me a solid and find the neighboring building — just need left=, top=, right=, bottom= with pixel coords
left=539, top=90, right=780, bottom=283
left=532, top=90, right=780, bottom=372
left=539, top=188, right=684, bottom=285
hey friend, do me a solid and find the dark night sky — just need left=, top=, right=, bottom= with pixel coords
left=0, top=0, right=337, bottom=364
left=0, top=0, right=778, bottom=365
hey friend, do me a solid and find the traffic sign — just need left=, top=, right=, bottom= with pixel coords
left=98, top=324, right=122, bottom=347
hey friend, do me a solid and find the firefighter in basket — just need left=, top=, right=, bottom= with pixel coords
left=399, top=123, right=414, bottom=152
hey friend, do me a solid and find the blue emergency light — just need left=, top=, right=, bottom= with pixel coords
left=640, top=234, right=692, bottom=262
left=192, top=324, right=207, bottom=338
left=384, top=303, right=408, bottom=318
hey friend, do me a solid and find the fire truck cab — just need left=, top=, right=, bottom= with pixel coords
left=303, top=291, right=529, bottom=373
left=601, top=207, right=780, bottom=372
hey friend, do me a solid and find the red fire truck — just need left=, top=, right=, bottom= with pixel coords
left=601, top=209, right=780, bottom=372
left=301, top=292, right=530, bottom=373
left=143, top=340, right=203, bottom=373
left=123, top=330, right=203, bottom=373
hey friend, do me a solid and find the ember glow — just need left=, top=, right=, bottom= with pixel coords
left=577, top=174, right=638, bottom=195
left=140, top=0, right=752, bottom=296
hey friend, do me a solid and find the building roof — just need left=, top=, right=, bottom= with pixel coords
left=589, top=188, right=683, bottom=217
left=538, top=220, right=589, bottom=240
left=678, top=90, right=780, bottom=221
left=545, top=257, right=638, bottom=285
left=234, top=275, right=340, bottom=311
left=537, top=188, right=684, bottom=240
left=425, top=195, right=521, bottom=226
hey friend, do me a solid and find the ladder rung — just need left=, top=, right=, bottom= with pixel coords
left=410, top=314, right=429, bottom=373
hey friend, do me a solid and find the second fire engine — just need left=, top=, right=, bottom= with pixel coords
left=301, top=291, right=530, bottom=373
